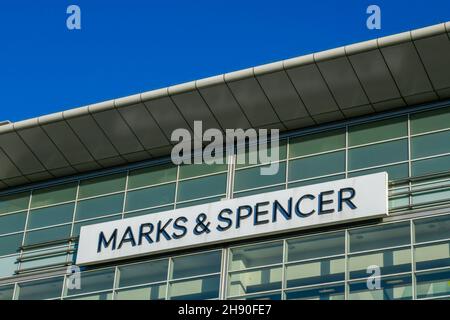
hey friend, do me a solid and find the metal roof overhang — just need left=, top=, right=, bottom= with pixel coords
left=0, top=22, right=450, bottom=190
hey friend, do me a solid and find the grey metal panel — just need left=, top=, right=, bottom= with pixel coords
left=286, top=64, right=339, bottom=115
left=373, top=98, right=406, bottom=112
left=73, top=161, right=102, bottom=172
left=16, top=126, right=71, bottom=171
left=256, top=70, right=310, bottom=121
left=198, top=83, right=251, bottom=129
left=380, top=42, right=434, bottom=96
left=283, top=117, right=315, bottom=130
left=97, top=156, right=126, bottom=168
left=342, top=105, right=374, bottom=118
left=0, top=132, right=46, bottom=175
left=404, top=92, right=439, bottom=105
left=226, top=77, right=281, bottom=127
left=65, top=115, right=120, bottom=160
left=0, top=148, right=22, bottom=180
left=122, top=151, right=152, bottom=163
left=149, top=146, right=174, bottom=158
left=313, top=111, right=345, bottom=124
left=50, top=167, right=78, bottom=178
left=26, top=171, right=54, bottom=182
left=3, top=176, right=30, bottom=187
left=413, top=34, right=450, bottom=91
left=348, top=50, right=402, bottom=103
left=90, top=109, right=146, bottom=155
left=117, top=103, right=169, bottom=149
left=40, top=121, right=95, bottom=166
left=316, top=56, right=370, bottom=109
left=0, top=180, right=7, bottom=189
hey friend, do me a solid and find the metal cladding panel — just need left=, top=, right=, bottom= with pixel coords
left=313, top=111, right=345, bottom=124
left=0, top=132, right=46, bottom=175
left=342, top=105, right=375, bottom=118
left=381, top=42, right=434, bottom=96
left=198, top=83, right=251, bottom=129
left=414, top=34, right=450, bottom=92
left=91, top=109, right=145, bottom=155
left=170, top=90, right=221, bottom=131
left=26, top=171, right=54, bottom=182
left=118, top=103, right=169, bottom=149
left=0, top=148, right=22, bottom=180
left=348, top=49, right=402, bottom=103
left=66, top=115, right=120, bottom=160
left=226, top=77, right=281, bottom=128
left=16, top=126, right=70, bottom=171
left=256, top=70, right=310, bottom=121
left=41, top=121, right=95, bottom=165
left=3, top=176, right=30, bottom=187
left=317, top=56, right=370, bottom=110
left=286, top=64, right=339, bottom=116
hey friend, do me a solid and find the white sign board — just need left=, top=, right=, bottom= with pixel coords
left=76, top=172, right=388, bottom=265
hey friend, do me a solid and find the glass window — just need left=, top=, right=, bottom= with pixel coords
left=124, top=205, right=174, bottom=218
left=17, top=277, right=64, bottom=300
left=415, top=241, right=450, bottom=271
left=0, top=211, right=26, bottom=235
left=75, top=193, right=124, bottom=221
left=0, top=233, right=23, bottom=256
left=175, top=196, right=224, bottom=208
left=412, top=155, right=450, bottom=177
left=414, top=214, right=450, bottom=243
left=411, top=131, right=450, bottom=159
left=287, top=232, right=345, bottom=262
left=348, top=163, right=409, bottom=181
left=348, top=117, right=407, bottom=146
left=412, top=183, right=450, bottom=207
left=348, top=139, right=408, bottom=171
left=286, top=257, right=345, bottom=287
left=27, top=203, right=74, bottom=230
left=115, top=283, right=166, bottom=300
left=24, top=225, right=71, bottom=246
left=349, top=222, right=411, bottom=252
left=0, top=255, right=18, bottom=278
left=285, top=283, right=345, bottom=300
left=239, top=292, right=282, bottom=300
left=169, top=274, right=220, bottom=300
left=411, top=107, right=450, bottom=134
left=65, top=268, right=115, bottom=297
left=288, top=174, right=345, bottom=189
left=179, top=162, right=227, bottom=180
left=78, top=173, right=126, bottom=199
left=0, top=285, right=14, bottom=300
left=118, top=259, right=168, bottom=288
left=229, top=242, right=283, bottom=271
left=128, top=164, right=177, bottom=189
left=125, top=183, right=175, bottom=212
left=234, top=185, right=285, bottom=198
left=348, top=274, right=412, bottom=300
left=235, top=140, right=287, bottom=168
left=65, top=292, right=113, bottom=300
left=348, top=247, right=411, bottom=279
left=72, top=215, right=120, bottom=237
left=234, top=162, right=286, bottom=192
left=0, top=192, right=29, bottom=215
left=171, top=251, right=221, bottom=279
left=289, top=129, right=345, bottom=158
left=177, top=174, right=226, bottom=202
left=288, top=151, right=345, bottom=182
left=416, top=268, right=450, bottom=299
left=228, top=266, right=282, bottom=297
left=31, top=183, right=77, bottom=208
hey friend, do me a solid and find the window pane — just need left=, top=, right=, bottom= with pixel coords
left=0, top=233, right=23, bottom=256
left=75, top=193, right=124, bottom=221
left=179, top=162, right=227, bottom=179
left=348, top=139, right=408, bottom=171
left=288, top=151, right=345, bottom=182
left=66, top=292, right=113, bottom=300
left=171, top=251, right=221, bottom=279
left=415, top=214, right=450, bottom=243
left=411, top=131, right=450, bottom=159
left=287, top=231, right=345, bottom=262
left=412, top=181, right=450, bottom=207
left=229, top=242, right=283, bottom=271
left=176, top=196, right=223, bottom=208
left=27, top=203, right=74, bottom=230
left=348, top=163, right=409, bottom=181
left=124, top=205, right=174, bottom=218
left=228, top=266, right=282, bottom=297
left=0, top=211, right=26, bottom=235
left=289, top=129, right=345, bottom=158
left=348, top=117, right=407, bottom=146
left=349, top=222, right=410, bottom=252
left=24, top=225, right=71, bottom=246
left=286, top=284, right=345, bottom=300
left=412, top=155, right=450, bottom=177
left=234, top=162, right=286, bottom=191
left=118, top=259, right=168, bottom=287
left=0, top=192, right=29, bottom=215
left=17, top=277, right=64, bottom=300
left=415, top=241, right=450, bottom=271
left=65, top=268, right=115, bottom=296
left=169, top=274, right=220, bottom=300
left=79, top=173, right=126, bottom=199
left=31, top=183, right=77, bottom=208
left=411, top=107, right=450, bottom=134
left=288, top=174, right=345, bottom=188
left=0, top=285, right=14, bottom=300
left=72, top=215, right=121, bottom=237
left=125, top=183, right=175, bottom=212
left=348, top=247, right=411, bottom=279
left=0, top=255, right=18, bottom=278
left=177, top=174, right=226, bottom=202
left=235, top=140, right=287, bottom=168
left=234, top=185, right=285, bottom=198
left=115, top=283, right=166, bottom=300
left=416, top=268, right=450, bottom=299
left=128, top=164, right=177, bottom=189
left=348, top=275, right=412, bottom=300
left=239, top=292, right=282, bottom=300
left=286, top=257, right=345, bottom=287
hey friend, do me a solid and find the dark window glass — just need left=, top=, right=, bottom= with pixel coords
left=125, top=183, right=175, bottom=212
left=27, top=203, right=74, bottom=230
left=75, top=193, right=124, bottom=221
left=288, top=151, right=345, bottom=181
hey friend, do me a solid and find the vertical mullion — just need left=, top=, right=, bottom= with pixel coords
left=165, top=257, right=172, bottom=300
left=173, top=165, right=180, bottom=209
left=219, top=248, right=228, bottom=300
left=18, top=190, right=34, bottom=273
left=407, top=114, right=413, bottom=208
left=344, top=228, right=349, bottom=300
left=121, top=170, right=130, bottom=219
left=410, top=219, right=416, bottom=300
left=345, top=125, right=349, bottom=178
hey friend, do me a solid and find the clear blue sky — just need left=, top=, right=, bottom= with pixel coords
left=1, top=0, right=449, bottom=122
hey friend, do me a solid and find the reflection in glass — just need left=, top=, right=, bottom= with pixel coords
left=229, top=242, right=283, bottom=271
left=228, top=266, right=282, bottom=297
left=171, top=251, right=221, bottom=279
left=286, top=283, right=345, bottom=300
left=169, top=275, right=220, bottom=300
left=349, top=222, right=410, bottom=252
left=348, top=275, right=412, bottom=300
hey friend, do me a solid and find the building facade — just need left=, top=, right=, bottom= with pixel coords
left=0, top=22, right=450, bottom=300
